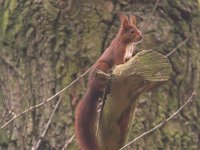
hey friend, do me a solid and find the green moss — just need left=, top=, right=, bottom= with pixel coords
left=61, top=62, right=79, bottom=86
left=1, top=0, right=17, bottom=35
left=9, top=0, right=17, bottom=11
left=2, top=6, right=9, bottom=35
left=199, top=0, right=200, bottom=10
left=0, top=129, right=8, bottom=147
left=43, top=0, right=59, bottom=19
left=163, top=122, right=182, bottom=137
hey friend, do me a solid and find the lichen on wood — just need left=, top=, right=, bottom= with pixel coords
left=97, top=50, right=172, bottom=150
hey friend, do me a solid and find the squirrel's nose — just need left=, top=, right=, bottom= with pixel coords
left=139, top=35, right=143, bottom=41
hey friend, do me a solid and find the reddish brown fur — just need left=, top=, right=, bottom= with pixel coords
left=75, top=13, right=142, bottom=150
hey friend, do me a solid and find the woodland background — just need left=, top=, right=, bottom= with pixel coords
left=0, top=0, right=200, bottom=150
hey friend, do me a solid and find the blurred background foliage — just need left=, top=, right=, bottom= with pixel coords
left=0, top=0, right=200, bottom=149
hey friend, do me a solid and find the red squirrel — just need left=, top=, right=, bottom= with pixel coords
left=75, top=13, right=142, bottom=150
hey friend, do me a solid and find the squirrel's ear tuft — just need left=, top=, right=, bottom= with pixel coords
left=117, top=12, right=129, bottom=27
left=122, top=19, right=129, bottom=28
left=129, top=15, right=137, bottom=25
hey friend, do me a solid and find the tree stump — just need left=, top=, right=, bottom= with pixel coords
left=97, top=50, right=172, bottom=150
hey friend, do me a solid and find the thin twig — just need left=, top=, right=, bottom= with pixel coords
left=119, top=91, right=196, bottom=150
left=141, top=0, right=160, bottom=31
left=1, top=96, right=22, bottom=125
left=1, top=66, right=92, bottom=129
left=32, top=96, right=62, bottom=150
left=166, top=38, right=189, bottom=57
left=62, top=134, right=75, bottom=150
left=150, top=0, right=160, bottom=18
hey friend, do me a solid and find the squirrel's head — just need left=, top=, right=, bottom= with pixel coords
left=117, top=12, right=143, bottom=44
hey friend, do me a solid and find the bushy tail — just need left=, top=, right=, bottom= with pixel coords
left=75, top=88, right=101, bottom=150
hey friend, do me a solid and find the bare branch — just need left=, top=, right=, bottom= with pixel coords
left=31, top=96, right=62, bottom=150
left=166, top=38, right=189, bottom=57
left=62, top=134, right=75, bottom=150
left=1, top=67, right=92, bottom=129
left=119, top=91, right=196, bottom=150
left=150, top=0, right=160, bottom=18
left=141, top=0, right=160, bottom=31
